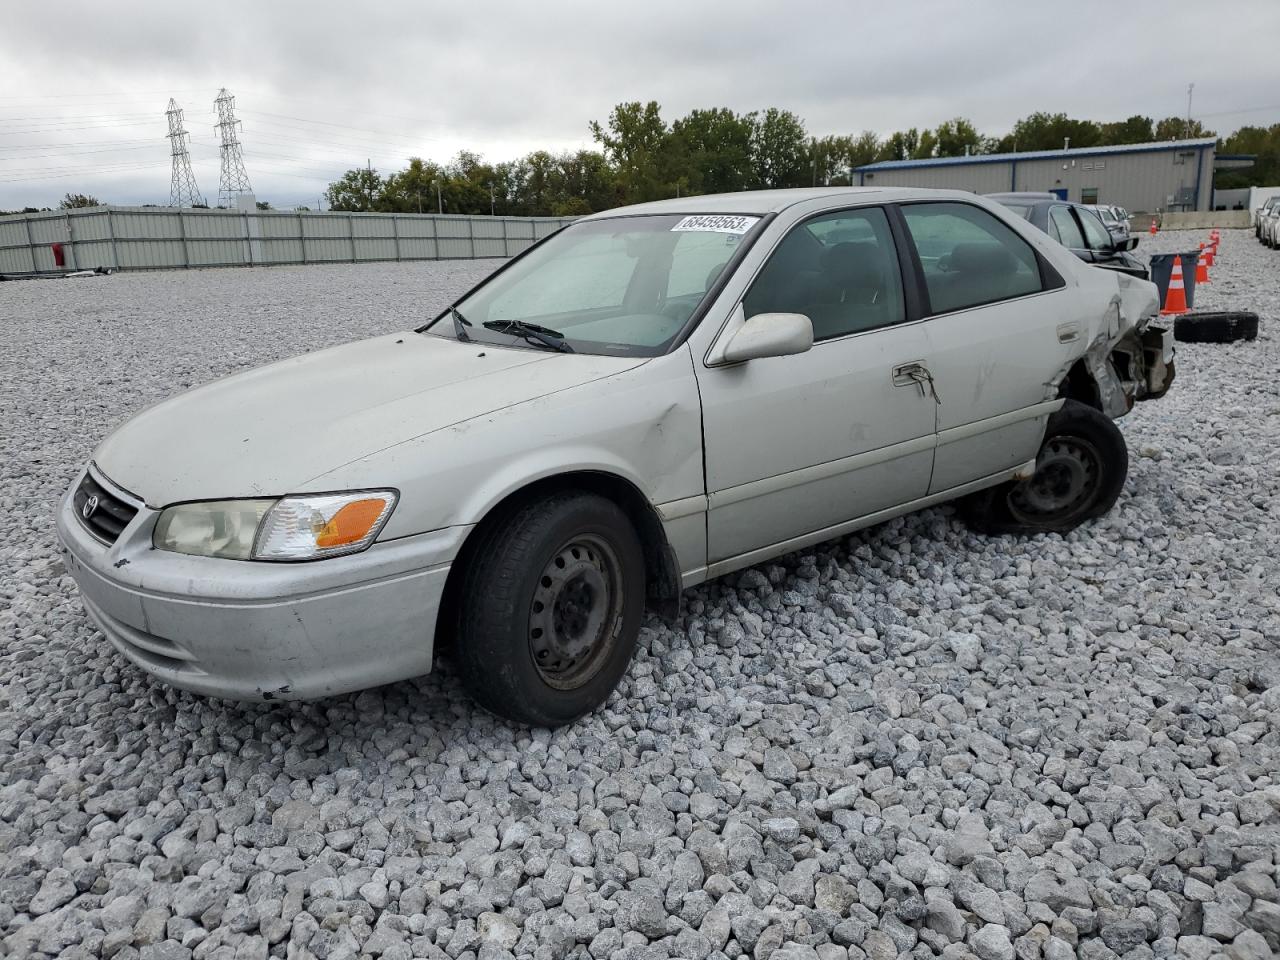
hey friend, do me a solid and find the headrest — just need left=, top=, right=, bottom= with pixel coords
left=821, top=242, right=883, bottom=286
left=948, top=242, right=1017, bottom=276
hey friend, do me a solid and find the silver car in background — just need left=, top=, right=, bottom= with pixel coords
left=58, top=187, right=1174, bottom=725
left=1086, top=204, right=1131, bottom=244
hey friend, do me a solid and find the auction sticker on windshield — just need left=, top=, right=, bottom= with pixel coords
left=671, top=215, right=760, bottom=234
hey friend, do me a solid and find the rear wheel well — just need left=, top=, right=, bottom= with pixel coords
left=434, top=472, right=681, bottom=656
left=1057, top=358, right=1102, bottom=411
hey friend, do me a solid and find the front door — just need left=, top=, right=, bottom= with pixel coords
left=897, top=200, right=1076, bottom=494
left=695, top=206, right=937, bottom=567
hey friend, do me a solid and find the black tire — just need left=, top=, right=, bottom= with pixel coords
left=454, top=491, right=645, bottom=726
left=1173, top=311, right=1259, bottom=344
left=963, top=400, right=1128, bottom=536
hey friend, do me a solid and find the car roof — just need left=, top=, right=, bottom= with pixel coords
left=578, top=186, right=985, bottom=220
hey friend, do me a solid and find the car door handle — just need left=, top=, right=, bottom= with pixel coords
left=1057, top=322, right=1081, bottom=343
left=891, top=362, right=940, bottom=404
left=892, top=361, right=927, bottom=387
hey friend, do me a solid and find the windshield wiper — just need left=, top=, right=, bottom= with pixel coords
left=482, top=319, right=575, bottom=353
left=451, top=306, right=472, bottom=343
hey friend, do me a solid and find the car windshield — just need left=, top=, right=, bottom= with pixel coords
left=423, top=213, right=765, bottom=357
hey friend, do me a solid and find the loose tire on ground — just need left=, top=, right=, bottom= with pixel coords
left=454, top=491, right=645, bottom=727
left=1173, top=311, right=1259, bottom=344
left=963, top=400, right=1129, bottom=536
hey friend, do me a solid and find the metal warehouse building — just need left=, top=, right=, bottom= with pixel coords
left=855, top=137, right=1218, bottom=214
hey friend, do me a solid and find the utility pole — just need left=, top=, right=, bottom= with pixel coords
left=1185, top=83, right=1195, bottom=139
left=166, top=99, right=204, bottom=207
left=433, top=179, right=442, bottom=214
left=489, top=183, right=495, bottom=216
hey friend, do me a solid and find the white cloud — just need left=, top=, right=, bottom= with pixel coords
left=2, top=0, right=1277, bottom=208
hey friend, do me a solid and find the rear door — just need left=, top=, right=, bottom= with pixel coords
left=897, top=200, right=1077, bottom=494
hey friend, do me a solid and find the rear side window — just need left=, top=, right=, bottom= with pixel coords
left=901, top=202, right=1044, bottom=315
left=1049, top=206, right=1085, bottom=248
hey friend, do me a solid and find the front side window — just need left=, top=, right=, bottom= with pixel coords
left=1076, top=208, right=1114, bottom=250
left=742, top=207, right=905, bottom=341
left=901, top=202, right=1043, bottom=315
left=1049, top=205, right=1086, bottom=249
left=429, top=213, right=763, bottom=357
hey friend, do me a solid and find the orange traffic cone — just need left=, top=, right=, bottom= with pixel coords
left=1149, top=218, right=1158, bottom=236
left=1195, top=247, right=1211, bottom=284
left=1210, top=228, right=1220, bottom=244
left=1204, top=241, right=1216, bottom=267
left=1161, top=256, right=1189, bottom=315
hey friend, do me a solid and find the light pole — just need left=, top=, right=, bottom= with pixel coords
left=431, top=179, right=442, bottom=214
left=489, top=183, right=495, bottom=216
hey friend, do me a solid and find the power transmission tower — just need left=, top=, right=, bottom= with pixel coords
left=166, top=99, right=204, bottom=207
left=214, top=88, right=253, bottom=207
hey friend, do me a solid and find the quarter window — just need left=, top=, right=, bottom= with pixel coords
left=742, top=207, right=905, bottom=341
left=901, top=202, right=1043, bottom=315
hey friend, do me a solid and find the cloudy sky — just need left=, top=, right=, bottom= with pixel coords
left=3, top=0, right=1278, bottom=210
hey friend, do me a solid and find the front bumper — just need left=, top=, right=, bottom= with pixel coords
left=55, top=466, right=466, bottom=701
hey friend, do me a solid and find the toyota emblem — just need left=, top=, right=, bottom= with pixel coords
left=82, top=495, right=100, bottom=520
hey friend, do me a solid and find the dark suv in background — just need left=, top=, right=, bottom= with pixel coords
left=988, top=193, right=1148, bottom=280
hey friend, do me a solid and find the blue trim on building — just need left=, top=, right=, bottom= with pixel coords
left=855, top=138, right=1218, bottom=173
left=1193, top=146, right=1204, bottom=212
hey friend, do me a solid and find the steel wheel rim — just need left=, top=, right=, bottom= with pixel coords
left=1007, top=434, right=1103, bottom=525
left=528, top=533, right=623, bottom=690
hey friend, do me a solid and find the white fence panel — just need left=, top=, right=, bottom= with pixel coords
left=0, top=206, right=576, bottom=275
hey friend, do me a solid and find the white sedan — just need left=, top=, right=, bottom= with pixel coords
left=58, top=187, right=1174, bottom=725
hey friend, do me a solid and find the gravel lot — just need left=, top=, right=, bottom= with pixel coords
left=2, top=233, right=1278, bottom=960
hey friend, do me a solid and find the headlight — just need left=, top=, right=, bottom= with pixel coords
left=153, top=491, right=396, bottom=561
left=153, top=499, right=274, bottom=560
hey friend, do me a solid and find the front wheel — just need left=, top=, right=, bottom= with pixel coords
left=963, top=400, right=1128, bottom=536
left=454, top=491, right=645, bottom=726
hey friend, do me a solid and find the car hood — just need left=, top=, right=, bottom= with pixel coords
left=95, top=332, right=644, bottom=506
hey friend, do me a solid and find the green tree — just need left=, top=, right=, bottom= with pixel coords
left=1215, top=123, right=1280, bottom=189
left=750, top=108, right=808, bottom=188
left=1154, top=116, right=1215, bottom=141
left=914, top=129, right=939, bottom=159
left=590, top=101, right=671, bottom=203
left=934, top=117, right=987, bottom=157
left=59, top=193, right=100, bottom=209
left=325, top=167, right=384, bottom=212
left=671, top=108, right=755, bottom=194
left=878, top=129, right=921, bottom=162
left=994, top=112, right=1102, bottom=153
left=1099, top=115, right=1156, bottom=145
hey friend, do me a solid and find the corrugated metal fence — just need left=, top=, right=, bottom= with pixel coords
left=0, top=206, right=577, bottom=274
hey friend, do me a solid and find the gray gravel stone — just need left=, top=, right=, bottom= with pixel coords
left=970, top=923, right=1014, bottom=960
left=1, top=239, right=1278, bottom=960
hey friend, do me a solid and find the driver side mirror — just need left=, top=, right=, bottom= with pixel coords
left=721, top=312, right=814, bottom=363
left=1117, top=236, right=1139, bottom=252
